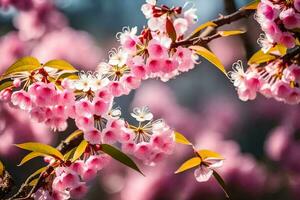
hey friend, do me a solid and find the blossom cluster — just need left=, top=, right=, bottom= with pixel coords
left=94, top=0, right=198, bottom=98
left=256, top=0, right=300, bottom=50
left=35, top=154, right=111, bottom=199
left=228, top=60, right=300, bottom=104
left=0, top=0, right=102, bottom=156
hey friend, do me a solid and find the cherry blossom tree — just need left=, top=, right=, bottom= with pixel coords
left=0, top=0, right=299, bottom=199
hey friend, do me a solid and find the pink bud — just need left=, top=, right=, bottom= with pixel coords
left=13, top=78, right=21, bottom=87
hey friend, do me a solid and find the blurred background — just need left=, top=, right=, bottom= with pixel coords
left=1, top=0, right=300, bottom=200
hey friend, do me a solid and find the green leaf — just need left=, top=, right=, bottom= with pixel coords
left=240, top=0, right=260, bottom=10
left=213, top=170, right=230, bottom=199
left=18, top=152, right=46, bottom=166
left=101, top=144, right=144, bottom=175
left=248, top=50, right=276, bottom=65
left=175, top=131, right=192, bottom=145
left=0, top=80, right=13, bottom=92
left=43, top=60, right=77, bottom=71
left=2, top=56, right=41, bottom=78
left=16, top=142, right=64, bottom=161
left=190, top=45, right=227, bottom=75
left=0, top=160, right=4, bottom=176
left=192, top=21, right=217, bottom=35
left=166, top=17, right=177, bottom=42
left=72, top=140, right=88, bottom=162
left=175, top=157, right=201, bottom=174
left=218, top=30, right=246, bottom=37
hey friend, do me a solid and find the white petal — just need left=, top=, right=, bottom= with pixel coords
left=205, top=159, right=224, bottom=169
left=194, top=165, right=213, bottom=182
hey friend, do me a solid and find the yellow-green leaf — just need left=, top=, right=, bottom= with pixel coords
left=248, top=49, right=276, bottom=65
left=192, top=21, right=217, bottom=35
left=198, top=149, right=224, bottom=160
left=65, top=130, right=83, bottom=143
left=219, top=30, right=246, bottom=37
left=175, top=157, right=201, bottom=174
left=213, top=170, right=230, bottom=199
left=16, top=142, right=64, bottom=161
left=28, top=178, right=39, bottom=186
left=0, top=160, right=4, bottom=176
left=64, top=147, right=76, bottom=160
left=72, top=140, right=88, bottom=162
left=101, top=144, right=144, bottom=175
left=25, top=166, right=47, bottom=185
left=240, top=0, right=260, bottom=10
left=270, top=44, right=287, bottom=56
left=0, top=80, right=13, bottom=92
left=44, top=60, right=77, bottom=71
left=18, top=152, right=46, bottom=166
left=2, top=56, right=41, bottom=77
left=190, top=45, right=226, bottom=75
left=175, top=131, right=192, bottom=145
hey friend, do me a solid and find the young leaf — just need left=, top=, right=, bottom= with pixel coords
left=166, top=18, right=177, bottom=42
left=72, top=140, right=88, bottom=162
left=213, top=170, right=230, bottom=199
left=197, top=149, right=224, bottom=160
left=248, top=50, right=276, bottom=65
left=43, top=60, right=77, bottom=71
left=218, top=30, right=246, bottom=37
left=2, top=56, right=41, bottom=78
left=175, top=157, right=201, bottom=174
left=175, top=131, right=192, bottom=145
left=192, top=21, right=217, bottom=35
left=0, top=80, right=13, bottom=92
left=18, top=152, right=46, bottom=166
left=190, top=45, right=227, bottom=75
left=16, top=142, right=64, bottom=161
left=0, top=160, right=4, bottom=176
left=101, top=144, right=144, bottom=175
left=240, top=0, right=260, bottom=10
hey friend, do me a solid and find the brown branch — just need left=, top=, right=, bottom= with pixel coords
left=282, top=46, right=300, bottom=63
left=171, top=8, right=254, bottom=48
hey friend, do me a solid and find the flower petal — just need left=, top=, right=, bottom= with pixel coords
left=194, top=165, right=213, bottom=182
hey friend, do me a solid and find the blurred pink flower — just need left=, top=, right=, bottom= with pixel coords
left=32, top=28, right=102, bottom=70
left=0, top=32, right=26, bottom=73
left=0, top=104, right=50, bottom=156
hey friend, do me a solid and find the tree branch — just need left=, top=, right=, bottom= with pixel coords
left=6, top=133, right=84, bottom=200
left=172, top=8, right=254, bottom=48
